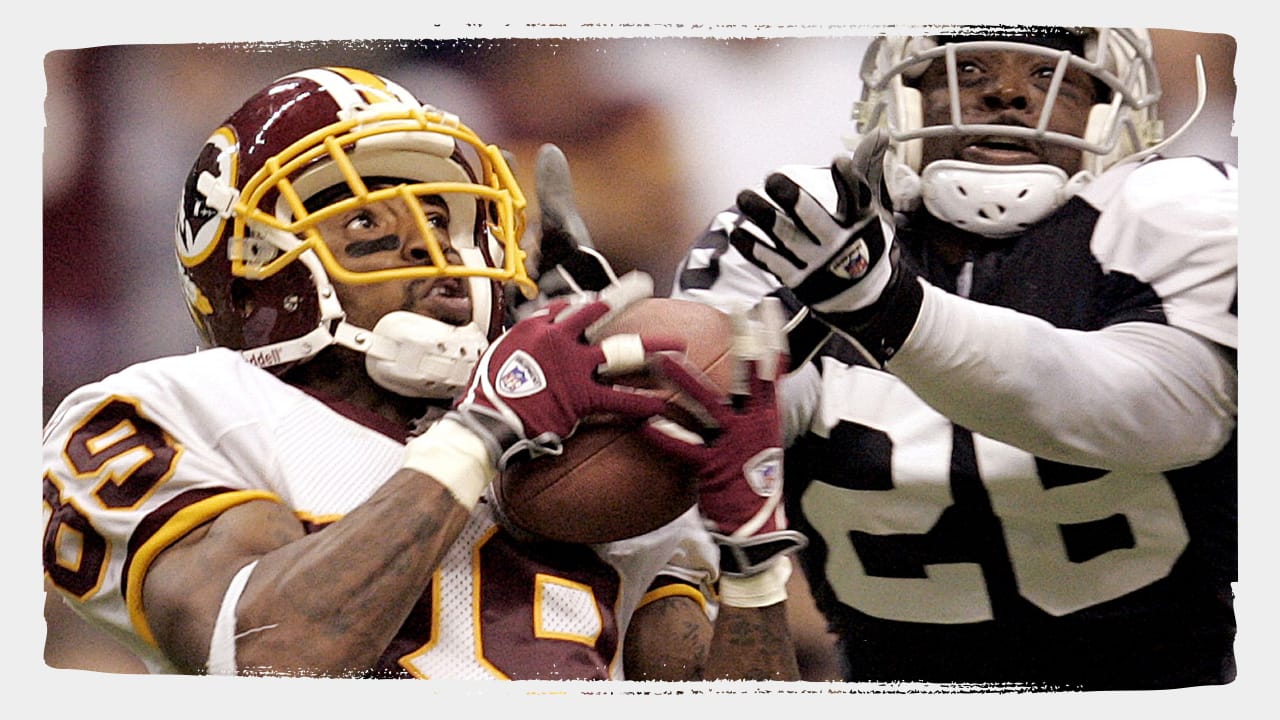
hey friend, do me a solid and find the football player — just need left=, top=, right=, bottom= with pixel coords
left=41, top=67, right=804, bottom=681
left=672, top=28, right=1238, bottom=689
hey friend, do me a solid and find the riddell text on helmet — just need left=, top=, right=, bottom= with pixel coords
left=244, top=347, right=285, bottom=368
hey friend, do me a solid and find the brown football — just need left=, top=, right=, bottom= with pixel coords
left=491, top=297, right=734, bottom=544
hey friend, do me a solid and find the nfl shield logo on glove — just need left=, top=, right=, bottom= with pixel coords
left=743, top=447, right=784, bottom=497
left=831, top=239, right=871, bottom=280
left=496, top=351, right=547, bottom=398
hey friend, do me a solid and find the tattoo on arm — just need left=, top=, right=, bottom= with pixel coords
left=624, top=595, right=711, bottom=681
left=706, top=604, right=800, bottom=681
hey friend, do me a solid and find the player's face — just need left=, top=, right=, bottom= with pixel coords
left=915, top=48, right=1099, bottom=175
left=313, top=192, right=473, bottom=330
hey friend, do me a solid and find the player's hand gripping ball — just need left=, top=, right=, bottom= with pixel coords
left=491, top=297, right=735, bottom=544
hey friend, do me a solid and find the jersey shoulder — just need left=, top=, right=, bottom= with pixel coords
left=45, top=348, right=276, bottom=434
left=1081, top=154, right=1237, bottom=222
left=41, top=348, right=398, bottom=671
left=672, top=164, right=834, bottom=308
left=1079, top=155, right=1237, bottom=349
left=41, top=349, right=287, bottom=671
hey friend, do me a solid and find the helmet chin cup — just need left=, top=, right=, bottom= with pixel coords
left=919, top=160, right=1088, bottom=238
left=362, top=311, right=489, bottom=399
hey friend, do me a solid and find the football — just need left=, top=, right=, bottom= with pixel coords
left=491, top=297, right=734, bottom=544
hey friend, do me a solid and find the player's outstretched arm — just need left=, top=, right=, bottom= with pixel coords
left=730, top=130, right=921, bottom=369
left=530, top=143, right=620, bottom=297
left=731, top=137, right=1237, bottom=471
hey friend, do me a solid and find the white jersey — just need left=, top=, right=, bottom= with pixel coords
left=41, top=347, right=715, bottom=680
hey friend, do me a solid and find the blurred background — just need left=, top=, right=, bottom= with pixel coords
left=41, top=30, right=1238, bottom=680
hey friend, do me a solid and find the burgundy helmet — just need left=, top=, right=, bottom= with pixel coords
left=174, top=67, right=535, bottom=394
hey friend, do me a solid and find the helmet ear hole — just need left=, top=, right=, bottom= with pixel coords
left=229, top=278, right=256, bottom=319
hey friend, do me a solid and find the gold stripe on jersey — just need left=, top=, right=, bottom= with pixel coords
left=295, top=509, right=344, bottom=528
left=396, top=563, right=443, bottom=679
left=126, top=489, right=281, bottom=646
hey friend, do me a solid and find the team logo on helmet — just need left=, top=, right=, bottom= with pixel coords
left=176, top=127, right=237, bottom=266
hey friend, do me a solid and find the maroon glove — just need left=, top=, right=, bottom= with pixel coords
left=451, top=285, right=682, bottom=469
left=641, top=300, right=807, bottom=578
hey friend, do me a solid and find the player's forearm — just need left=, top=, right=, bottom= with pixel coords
left=704, top=603, right=800, bottom=680
left=623, top=594, right=712, bottom=681
left=888, top=283, right=1238, bottom=471
left=230, top=469, right=469, bottom=676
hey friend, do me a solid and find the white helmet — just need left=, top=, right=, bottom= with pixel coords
left=849, top=28, right=1167, bottom=237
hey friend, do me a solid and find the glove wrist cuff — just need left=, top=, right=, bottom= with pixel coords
left=830, top=264, right=924, bottom=366
left=404, top=416, right=497, bottom=510
left=718, top=555, right=792, bottom=608
left=449, top=406, right=523, bottom=467
left=712, top=529, right=808, bottom=577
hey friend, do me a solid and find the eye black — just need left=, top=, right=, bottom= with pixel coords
left=345, top=234, right=401, bottom=257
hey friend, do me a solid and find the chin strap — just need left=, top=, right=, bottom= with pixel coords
left=876, top=55, right=1209, bottom=239
left=238, top=314, right=488, bottom=401
left=235, top=247, right=492, bottom=399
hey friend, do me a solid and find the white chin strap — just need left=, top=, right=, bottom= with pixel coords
left=239, top=312, right=488, bottom=400
left=356, top=312, right=489, bottom=399
left=236, top=247, right=497, bottom=398
left=898, top=159, right=1091, bottom=238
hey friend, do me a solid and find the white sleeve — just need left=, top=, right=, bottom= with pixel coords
left=671, top=164, right=835, bottom=312
left=888, top=282, right=1237, bottom=472
left=670, top=211, right=783, bottom=313
left=594, top=507, right=718, bottom=619
left=779, top=361, right=821, bottom=448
